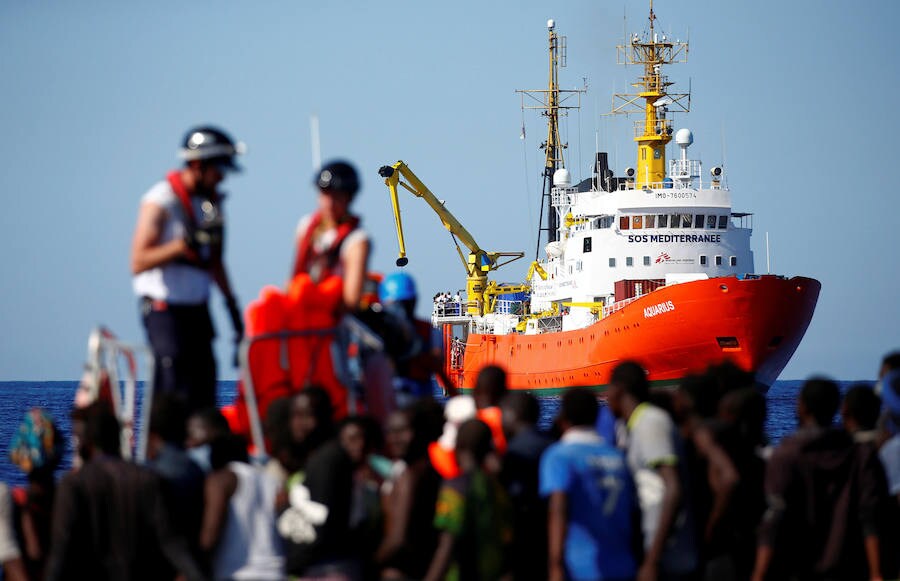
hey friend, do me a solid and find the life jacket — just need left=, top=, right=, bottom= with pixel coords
left=230, top=273, right=349, bottom=444
left=427, top=405, right=508, bottom=480
left=291, top=210, right=360, bottom=282
left=166, top=171, right=221, bottom=267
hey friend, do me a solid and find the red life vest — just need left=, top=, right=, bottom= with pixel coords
left=166, top=171, right=221, bottom=267
left=292, top=211, right=360, bottom=281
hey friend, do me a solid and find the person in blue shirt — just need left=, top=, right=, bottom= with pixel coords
left=540, top=388, right=640, bottom=581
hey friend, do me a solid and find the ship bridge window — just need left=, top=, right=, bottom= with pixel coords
left=626, top=256, right=634, bottom=267
left=718, top=215, right=728, bottom=229
left=598, top=216, right=613, bottom=228
left=715, top=255, right=723, bottom=266
left=644, top=215, right=656, bottom=228
left=657, top=214, right=669, bottom=228
left=680, top=214, right=693, bottom=228
left=670, top=214, right=681, bottom=228
left=632, top=216, right=643, bottom=229
left=583, top=237, right=592, bottom=253
left=643, top=256, right=651, bottom=266
left=619, top=216, right=630, bottom=230
left=609, top=257, right=616, bottom=267
left=730, top=256, right=737, bottom=266
left=707, top=215, right=717, bottom=229
left=694, top=214, right=705, bottom=228
left=700, top=255, right=708, bottom=266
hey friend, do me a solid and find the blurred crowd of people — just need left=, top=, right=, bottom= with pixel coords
left=1, top=352, right=899, bottom=581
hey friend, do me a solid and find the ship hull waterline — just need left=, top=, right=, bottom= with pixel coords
left=445, top=275, right=820, bottom=394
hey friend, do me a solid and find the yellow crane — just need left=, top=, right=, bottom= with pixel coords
left=378, top=161, right=525, bottom=316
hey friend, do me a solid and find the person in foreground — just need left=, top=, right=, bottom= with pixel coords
left=751, top=378, right=887, bottom=581
left=45, top=402, right=205, bottom=581
left=540, top=387, right=639, bottom=581
left=131, top=126, right=244, bottom=414
left=425, top=418, right=513, bottom=581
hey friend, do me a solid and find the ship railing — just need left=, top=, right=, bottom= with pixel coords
left=83, top=326, right=155, bottom=463
left=551, top=187, right=577, bottom=206
left=602, top=295, right=643, bottom=317
left=493, top=299, right=526, bottom=315
left=433, top=299, right=464, bottom=318
left=632, top=118, right=673, bottom=139
left=669, top=159, right=701, bottom=179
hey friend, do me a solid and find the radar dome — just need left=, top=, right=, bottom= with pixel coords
left=553, top=168, right=571, bottom=187
left=675, top=128, right=693, bottom=147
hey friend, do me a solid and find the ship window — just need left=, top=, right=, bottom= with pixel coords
left=643, top=256, right=651, bottom=266
left=633, top=215, right=643, bottom=229
left=718, top=215, right=728, bottom=229
left=715, top=255, right=723, bottom=266
left=645, top=215, right=656, bottom=228
left=609, top=257, right=616, bottom=267
left=619, top=216, right=630, bottom=230
left=730, top=256, right=737, bottom=266
left=583, top=237, right=592, bottom=253
left=626, top=256, right=634, bottom=267
left=694, top=214, right=705, bottom=228
left=700, top=255, right=708, bottom=266
left=598, top=216, right=613, bottom=228
left=717, top=336, right=740, bottom=349
left=681, top=214, right=693, bottom=228
left=657, top=214, right=669, bottom=228
left=670, top=214, right=681, bottom=228
left=576, top=260, right=583, bottom=271
left=707, top=215, right=717, bottom=228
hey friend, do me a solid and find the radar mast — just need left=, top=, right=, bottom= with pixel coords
left=612, top=0, right=690, bottom=187
left=517, top=20, right=584, bottom=256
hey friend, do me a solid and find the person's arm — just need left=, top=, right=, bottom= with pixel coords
left=638, top=463, right=681, bottom=581
left=423, top=531, right=455, bottom=581
left=547, top=491, right=568, bottom=581
left=341, top=236, right=370, bottom=310
left=0, top=485, right=26, bottom=581
left=693, top=425, right=739, bottom=542
left=199, top=469, right=237, bottom=553
left=131, top=202, right=191, bottom=274
left=375, top=469, right=414, bottom=564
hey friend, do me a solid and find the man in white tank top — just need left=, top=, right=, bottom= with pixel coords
left=130, top=126, right=245, bottom=414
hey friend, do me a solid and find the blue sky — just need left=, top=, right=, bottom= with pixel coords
left=1, top=0, right=897, bottom=381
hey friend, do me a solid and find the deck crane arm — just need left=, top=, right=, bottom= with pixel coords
left=378, top=160, right=524, bottom=316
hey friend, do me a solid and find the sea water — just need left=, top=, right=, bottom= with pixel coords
left=0, top=379, right=866, bottom=488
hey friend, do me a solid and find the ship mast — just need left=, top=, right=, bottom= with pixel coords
left=518, top=20, right=584, bottom=257
left=612, top=0, right=689, bottom=187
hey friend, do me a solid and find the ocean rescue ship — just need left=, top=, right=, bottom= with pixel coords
left=382, top=6, right=819, bottom=393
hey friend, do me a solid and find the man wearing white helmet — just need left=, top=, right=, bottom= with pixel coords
left=131, top=126, right=245, bottom=414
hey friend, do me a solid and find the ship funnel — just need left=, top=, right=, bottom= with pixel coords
left=553, top=168, right=571, bottom=187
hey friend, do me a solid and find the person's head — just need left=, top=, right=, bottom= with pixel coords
left=179, top=126, right=244, bottom=192
left=718, top=387, right=767, bottom=447
left=338, top=415, right=382, bottom=466
left=559, top=388, right=599, bottom=429
left=264, top=396, right=294, bottom=467
left=385, top=408, right=414, bottom=461
left=674, top=373, right=719, bottom=423
left=72, top=402, right=122, bottom=460
left=9, top=407, right=63, bottom=482
left=474, top=365, right=508, bottom=409
left=880, top=351, right=900, bottom=380
left=149, top=392, right=189, bottom=447
left=841, top=383, right=881, bottom=433
left=289, top=386, right=334, bottom=446
left=500, top=391, right=540, bottom=437
left=185, top=407, right=231, bottom=449
left=314, top=160, right=359, bottom=223
left=379, top=270, right=418, bottom=317
left=209, top=433, right=249, bottom=471
left=607, top=360, right=649, bottom=418
left=798, top=377, right=841, bottom=428
left=455, top=418, right=494, bottom=471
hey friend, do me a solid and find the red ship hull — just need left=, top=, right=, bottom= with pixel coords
left=445, top=275, right=820, bottom=393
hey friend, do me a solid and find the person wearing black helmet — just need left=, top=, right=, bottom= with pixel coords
left=131, top=126, right=245, bottom=414
left=291, top=159, right=370, bottom=310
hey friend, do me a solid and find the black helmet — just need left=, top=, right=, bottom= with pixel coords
left=179, top=126, right=246, bottom=171
left=314, top=160, right=359, bottom=197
